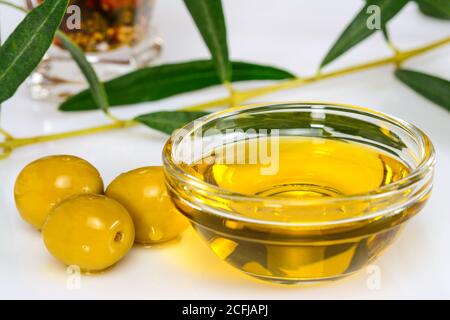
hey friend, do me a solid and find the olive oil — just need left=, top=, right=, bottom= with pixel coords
left=197, top=137, right=409, bottom=200
left=172, top=137, right=428, bottom=283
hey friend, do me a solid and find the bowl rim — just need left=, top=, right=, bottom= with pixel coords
left=163, top=102, right=435, bottom=226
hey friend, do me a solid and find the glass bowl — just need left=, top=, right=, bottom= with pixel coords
left=163, top=102, right=435, bottom=284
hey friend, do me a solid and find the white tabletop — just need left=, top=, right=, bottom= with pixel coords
left=1, top=0, right=449, bottom=300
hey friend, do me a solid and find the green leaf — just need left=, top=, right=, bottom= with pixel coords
left=137, top=106, right=405, bottom=149
left=320, top=0, right=409, bottom=68
left=210, top=108, right=405, bottom=150
left=395, top=69, right=450, bottom=111
left=0, top=1, right=109, bottom=111
left=56, top=31, right=109, bottom=112
left=416, top=0, right=450, bottom=19
left=135, top=111, right=209, bottom=135
left=183, top=0, right=231, bottom=82
left=59, top=60, right=295, bottom=112
left=0, top=0, right=69, bottom=104
left=381, top=26, right=391, bottom=42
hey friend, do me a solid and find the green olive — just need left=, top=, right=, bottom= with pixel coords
left=106, top=166, right=189, bottom=244
left=43, top=194, right=135, bottom=272
left=14, top=155, right=104, bottom=229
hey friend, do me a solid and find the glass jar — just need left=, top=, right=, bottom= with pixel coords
left=163, top=102, right=435, bottom=284
left=26, top=0, right=162, bottom=101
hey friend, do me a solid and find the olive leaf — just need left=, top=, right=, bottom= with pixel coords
left=381, top=26, right=391, bottom=42
left=138, top=106, right=405, bottom=150
left=211, top=108, right=405, bottom=149
left=395, top=69, right=450, bottom=111
left=415, top=0, right=450, bottom=19
left=0, top=0, right=69, bottom=104
left=59, top=60, right=295, bottom=112
left=56, top=32, right=109, bottom=113
left=320, top=0, right=409, bottom=68
left=183, top=0, right=231, bottom=82
left=135, top=111, right=209, bottom=135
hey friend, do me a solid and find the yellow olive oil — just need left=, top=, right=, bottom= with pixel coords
left=173, top=137, right=428, bottom=283
left=198, top=137, right=409, bottom=200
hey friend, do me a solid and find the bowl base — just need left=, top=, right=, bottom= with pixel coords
left=243, top=270, right=359, bottom=285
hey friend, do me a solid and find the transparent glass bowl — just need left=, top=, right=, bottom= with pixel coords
left=26, top=0, right=161, bottom=101
left=163, top=103, right=435, bottom=284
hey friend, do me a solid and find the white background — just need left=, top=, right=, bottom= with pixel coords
left=1, top=0, right=449, bottom=299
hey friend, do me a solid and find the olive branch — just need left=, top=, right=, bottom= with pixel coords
left=0, top=0, right=449, bottom=160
